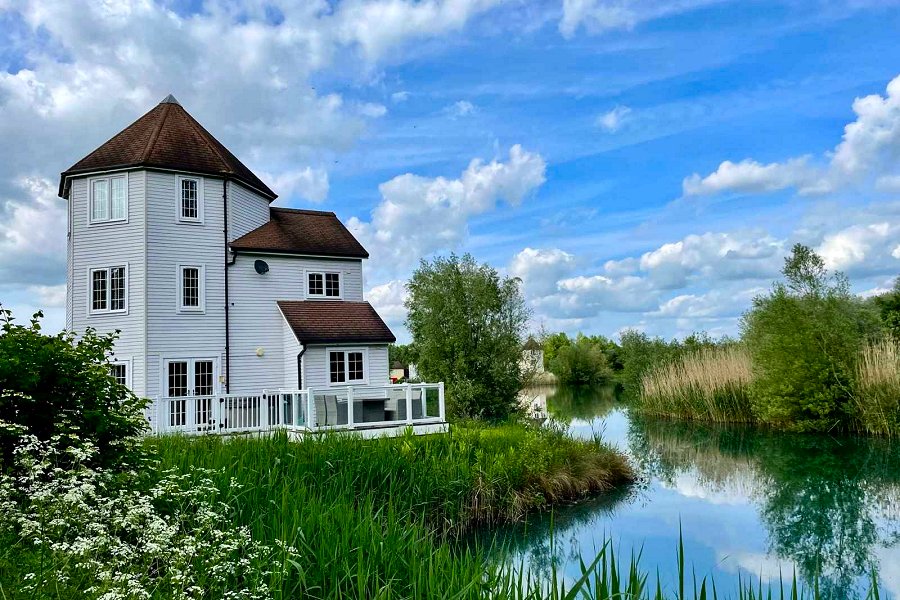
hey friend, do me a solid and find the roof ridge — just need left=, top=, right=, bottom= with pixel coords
left=180, top=107, right=234, bottom=174
left=271, top=207, right=336, bottom=216
left=140, top=103, right=171, bottom=163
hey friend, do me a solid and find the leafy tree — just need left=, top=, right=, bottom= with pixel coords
left=741, top=244, right=880, bottom=431
left=617, top=330, right=681, bottom=399
left=0, top=306, right=148, bottom=470
left=870, top=276, right=900, bottom=337
left=550, top=335, right=612, bottom=385
left=388, top=343, right=419, bottom=367
left=405, top=254, right=529, bottom=420
left=541, top=332, right=571, bottom=370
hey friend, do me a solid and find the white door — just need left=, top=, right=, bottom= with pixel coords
left=164, top=358, right=218, bottom=429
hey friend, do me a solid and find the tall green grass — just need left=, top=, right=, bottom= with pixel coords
left=854, top=336, right=900, bottom=437
left=638, top=346, right=755, bottom=423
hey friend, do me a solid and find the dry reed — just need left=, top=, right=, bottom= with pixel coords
left=854, top=336, right=900, bottom=437
left=639, top=345, right=755, bottom=422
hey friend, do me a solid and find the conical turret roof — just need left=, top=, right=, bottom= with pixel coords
left=59, top=95, right=276, bottom=200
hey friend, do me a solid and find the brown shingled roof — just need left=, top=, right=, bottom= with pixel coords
left=278, top=301, right=396, bottom=344
left=230, top=207, right=369, bottom=258
left=59, top=94, right=276, bottom=200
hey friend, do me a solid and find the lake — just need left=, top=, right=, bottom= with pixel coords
left=490, top=385, right=900, bottom=598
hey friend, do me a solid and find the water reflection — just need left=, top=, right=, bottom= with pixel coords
left=493, top=386, right=900, bottom=598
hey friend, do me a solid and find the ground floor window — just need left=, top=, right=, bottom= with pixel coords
left=109, top=361, right=129, bottom=387
left=328, top=349, right=366, bottom=384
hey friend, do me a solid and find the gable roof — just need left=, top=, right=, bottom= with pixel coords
left=230, top=207, right=369, bottom=259
left=278, top=300, right=396, bottom=344
left=59, top=94, right=277, bottom=200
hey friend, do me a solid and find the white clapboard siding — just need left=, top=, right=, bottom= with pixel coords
left=68, top=172, right=148, bottom=396
left=301, top=344, right=391, bottom=391
left=227, top=180, right=270, bottom=241
left=145, top=172, right=227, bottom=397
left=283, top=317, right=302, bottom=389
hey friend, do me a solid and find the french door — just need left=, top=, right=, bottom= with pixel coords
left=164, top=358, right=218, bottom=429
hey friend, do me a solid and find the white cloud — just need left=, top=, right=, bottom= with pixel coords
left=366, top=279, right=409, bottom=331
left=348, top=144, right=546, bottom=274
left=0, top=176, right=66, bottom=285
left=537, top=274, right=660, bottom=315
left=28, top=284, right=67, bottom=308
left=359, top=102, right=388, bottom=118
left=816, top=222, right=898, bottom=272
left=559, top=0, right=722, bottom=38
left=509, top=247, right=577, bottom=296
left=683, top=74, right=900, bottom=197
left=595, top=105, right=631, bottom=132
left=682, top=157, right=815, bottom=196
left=391, top=90, right=411, bottom=103
left=262, top=167, right=330, bottom=203
left=444, top=100, right=476, bottom=118
left=893, top=244, right=900, bottom=259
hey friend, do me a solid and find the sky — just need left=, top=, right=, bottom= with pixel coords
left=1, top=0, right=899, bottom=343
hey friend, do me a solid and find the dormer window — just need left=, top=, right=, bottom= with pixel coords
left=89, top=175, right=128, bottom=224
left=178, top=176, right=204, bottom=223
left=308, top=271, right=341, bottom=299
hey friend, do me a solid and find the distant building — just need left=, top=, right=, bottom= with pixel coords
left=521, top=337, right=544, bottom=374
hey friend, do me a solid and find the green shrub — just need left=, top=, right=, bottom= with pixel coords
left=0, top=306, right=148, bottom=470
left=741, top=245, right=880, bottom=431
left=550, top=336, right=613, bottom=385
left=406, top=254, right=529, bottom=420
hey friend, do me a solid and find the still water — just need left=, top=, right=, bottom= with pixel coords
left=496, top=386, right=900, bottom=598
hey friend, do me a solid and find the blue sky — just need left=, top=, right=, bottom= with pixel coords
left=1, top=0, right=899, bottom=342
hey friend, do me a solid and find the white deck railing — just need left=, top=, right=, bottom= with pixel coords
left=150, top=382, right=446, bottom=436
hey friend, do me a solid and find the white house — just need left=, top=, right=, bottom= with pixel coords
left=61, top=94, right=444, bottom=436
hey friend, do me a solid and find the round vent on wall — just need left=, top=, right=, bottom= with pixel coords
left=254, top=260, right=269, bottom=275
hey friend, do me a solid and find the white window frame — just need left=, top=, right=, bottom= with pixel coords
left=88, top=173, right=129, bottom=225
left=109, top=358, right=132, bottom=389
left=176, top=175, right=204, bottom=224
left=176, top=264, right=206, bottom=313
left=306, top=270, right=342, bottom=300
left=326, top=347, right=368, bottom=386
left=88, top=264, right=128, bottom=316
left=161, top=357, right=219, bottom=398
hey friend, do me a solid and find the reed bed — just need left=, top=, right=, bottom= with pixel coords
left=853, top=336, right=900, bottom=437
left=639, top=346, right=755, bottom=423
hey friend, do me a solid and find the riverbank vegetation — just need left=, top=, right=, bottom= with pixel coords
left=537, top=246, right=900, bottom=436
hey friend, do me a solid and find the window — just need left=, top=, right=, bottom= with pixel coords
left=109, top=361, right=129, bottom=388
left=90, top=266, right=127, bottom=314
left=178, top=176, right=203, bottom=222
left=308, top=271, right=340, bottom=298
left=177, top=265, right=205, bottom=312
left=328, top=349, right=366, bottom=385
left=166, top=359, right=216, bottom=397
left=89, top=175, right=127, bottom=224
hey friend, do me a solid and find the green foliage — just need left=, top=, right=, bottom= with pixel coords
left=541, top=332, right=572, bottom=370
left=618, top=331, right=684, bottom=399
left=550, top=335, right=613, bottom=385
left=0, top=306, right=148, bottom=470
left=870, top=277, right=900, bottom=337
left=388, top=342, right=419, bottom=367
left=406, top=254, right=529, bottom=420
left=741, top=244, right=881, bottom=431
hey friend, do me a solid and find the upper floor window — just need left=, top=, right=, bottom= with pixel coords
left=90, top=175, right=127, bottom=224
left=308, top=271, right=341, bottom=298
left=90, top=265, right=127, bottom=314
left=177, top=264, right=205, bottom=313
left=178, top=176, right=204, bottom=222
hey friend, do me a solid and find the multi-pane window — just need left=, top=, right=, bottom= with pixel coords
left=90, top=175, right=127, bottom=223
left=194, top=360, right=214, bottom=396
left=308, top=272, right=340, bottom=298
left=167, top=361, right=189, bottom=397
left=110, top=363, right=128, bottom=387
left=178, top=265, right=204, bottom=312
left=329, top=350, right=365, bottom=384
left=90, top=266, right=126, bottom=313
left=180, top=178, right=200, bottom=221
